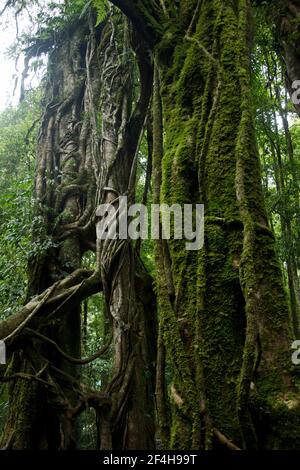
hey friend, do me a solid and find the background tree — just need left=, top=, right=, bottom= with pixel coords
left=253, top=17, right=300, bottom=338
left=0, top=91, right=40, bottom=318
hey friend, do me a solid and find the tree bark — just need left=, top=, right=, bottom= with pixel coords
left=111, top=0, right=300, bottom=450
left=1, top=8, right=156, bottom=450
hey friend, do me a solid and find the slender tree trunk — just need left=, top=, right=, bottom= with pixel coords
left=267, top=0, right=300, bottom=116
left=94, top=15, right=156, bottom=449
left=261, top=58, right=300, bottom=337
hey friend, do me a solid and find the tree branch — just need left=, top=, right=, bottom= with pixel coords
left=109, top=0, right=163, bottom=45
left=25, top=327, right=113, bottom=365
left=0, top=269, right=101, bottom=341
left=2, top=283, right=58, bottom=343
left=0, top=371, right=51, bottom=388
left=213, top=428, right=241, bottom=451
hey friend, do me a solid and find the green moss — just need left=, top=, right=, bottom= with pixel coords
left=152, top=0, right=300, bottom=450
left=0, top=354, right=43, bottom=449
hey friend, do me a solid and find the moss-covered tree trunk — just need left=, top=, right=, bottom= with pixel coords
left=111, top=0, right=300, bottom=450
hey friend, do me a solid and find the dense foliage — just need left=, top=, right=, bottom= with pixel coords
left=0, top=0, right=299, bottom=451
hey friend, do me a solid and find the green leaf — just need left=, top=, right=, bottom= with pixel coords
left=92, top=0, right=108, bottom=27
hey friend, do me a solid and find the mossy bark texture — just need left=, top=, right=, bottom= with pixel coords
left=112, top=0, right=300, bottom=450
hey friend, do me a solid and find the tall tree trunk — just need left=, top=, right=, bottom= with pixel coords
left=1, top=17, right=96, bottom=449
left=95, top=14, right=156, bottom=449
left=1, top=8, right=156, bottom=450
left=111, top=0, right=300, bottom=450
